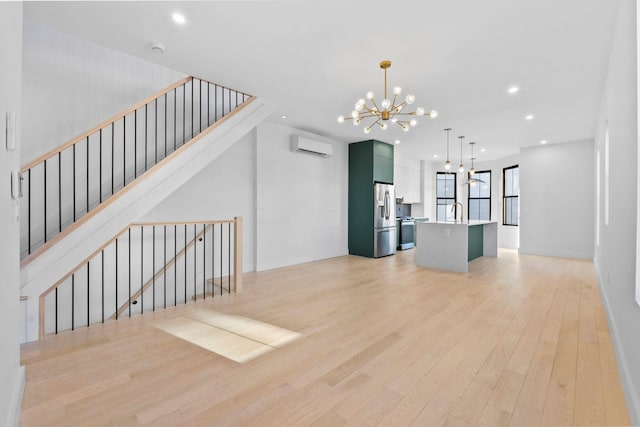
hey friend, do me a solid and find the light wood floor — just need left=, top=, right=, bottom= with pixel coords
left=20, top=249, right=631, bottom=426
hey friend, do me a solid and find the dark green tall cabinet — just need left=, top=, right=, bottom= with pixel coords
left=348, top=140, right=394, bottom=257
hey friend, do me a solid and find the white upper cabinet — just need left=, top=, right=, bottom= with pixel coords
left=394, top=156, right=421, bottom=203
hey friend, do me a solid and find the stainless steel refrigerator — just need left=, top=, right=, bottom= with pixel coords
left=373, top=182, right=396, bottom=257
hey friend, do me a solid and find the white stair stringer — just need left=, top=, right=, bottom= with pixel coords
left=20, top=97, right=277, bottom=342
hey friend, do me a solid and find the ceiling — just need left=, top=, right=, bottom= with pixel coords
left=24, top=0, right=620, bottom=162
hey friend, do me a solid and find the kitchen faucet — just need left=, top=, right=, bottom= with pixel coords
left=450, top=202, right=464, bottom=223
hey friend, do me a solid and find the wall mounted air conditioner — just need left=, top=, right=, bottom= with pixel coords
left=291, top=135, right=333, bottom=158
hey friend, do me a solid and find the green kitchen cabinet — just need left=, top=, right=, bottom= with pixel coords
left=348, top=140, right=394, bottom=257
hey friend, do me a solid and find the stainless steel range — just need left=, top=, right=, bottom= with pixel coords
left=399, top=217, right=415, bottom=250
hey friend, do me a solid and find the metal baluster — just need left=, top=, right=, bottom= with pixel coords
left=134, top=110, right=137, bottom=178
left=155, top=98, right=158, bottom=164
left=58, top=153, right=62, bottom=232
left=123, top=116, right=126, bottom=187
left=203, top=224, right=206, bottom=299
left=228, top=222, right=231, bottom=293
left=55, top=287, right=58, bottom=334
left=71, top=273, right=75, bottom=331
left=174, top=88, right=177, bottom=150
left=87, top=261, right=90, bottom=327
left=44, top=159, right=48, bottom=243
left=86, top=137, right=89, bottom=214
left=184, top=224, right=187, bottom=302
left=191, top=78, right=194, bottom=138
left=128, top=228, right=131, bottom=317
left=163, top=225, right=167, bottom=309
left=215, top=85, right=218, bottom=122
left=193, top=224, right=197, bottom=300
left=220, top=223, right=223, bottom=295
left=101, top=250, right=105, bottom=323
left=28, top=169, right=31, bottom=254
left=183, top=84, right=186, bottom=146
left=152, top=226, right=156, bottom=311
left=115, top=239, right=119, bottom=320
left=140, top=226, right=144, bottom=314
left=214, top=223, right=217, bottom=295
left=72, top=145, right=76, bottom=222
left=145, top=105, right=148, bottom=172
left=174, top=224, right=177, bottom=306
left=207, top=83, right=210, bottom=126
left=111, top=123, right=115, bottom=195
left=164, top=93, right=167, bottom=157
left=228, top=89, right=232, bottom=116
left=99, top=129, right=103, bottom=203
left=199, top=80, right=202, bottom=133
left=222, top=87, right=225, bottom=118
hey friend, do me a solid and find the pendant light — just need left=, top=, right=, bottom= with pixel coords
left=444, top=128, right=452, bottom=170
left=469, top=142, right=476, bottom=176
left=458, top=135, right=465, bottom=173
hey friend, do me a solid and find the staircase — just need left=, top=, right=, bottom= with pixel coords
left=20, top=76, right=276, bottom=342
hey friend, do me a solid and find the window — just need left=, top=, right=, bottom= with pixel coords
left=436, top=172, right=456, bottom=221
left=503, top=165, right=519, bottom=226
left=468, top=170, right=491, bottom=221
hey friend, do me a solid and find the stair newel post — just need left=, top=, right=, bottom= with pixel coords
left=233, top=216, right=243, bottom=293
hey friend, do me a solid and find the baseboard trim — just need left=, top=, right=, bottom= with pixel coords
left=6, top=365, right=25, bottom=427
left=594, top=258, right=640, bottom=425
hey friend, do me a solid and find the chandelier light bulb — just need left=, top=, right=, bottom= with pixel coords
left=430, top=110, right=438, bottom=118
left=470, top=180, right=477, bottom=187
left=445, top=160, right=451, bottom=170
left=338, top=60, right=436, bottom=134
left=459, top=164, right=465, bottom=173
left=469, top=167, right=475, bottom=176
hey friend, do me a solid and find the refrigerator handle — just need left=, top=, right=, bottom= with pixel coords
left=384, top=191, right=390, bottom=219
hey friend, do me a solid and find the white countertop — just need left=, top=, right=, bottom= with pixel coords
left=425, top=220, right=497, bottom=226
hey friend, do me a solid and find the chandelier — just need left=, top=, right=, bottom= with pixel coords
left=337, top=60, right=437, bottom=134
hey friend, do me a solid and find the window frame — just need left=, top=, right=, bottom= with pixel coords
left=502, top=164, right=519, bottom=226
left=467, top=170, right=492, bottom=221
left=436, top=172, right=457, bottom=222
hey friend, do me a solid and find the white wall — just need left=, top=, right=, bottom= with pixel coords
left=519, top=140, right=594, bottom=259
left=144, top=121, right=349, bottom=273
left=142, top=130, right=257, bottom=272
left=0, top=3, right=25, bottom=426
left=256, top=122, right=348, bottom=271
left=594, top=0, right=640, bottom=422
left=21, top=20, right=186, bottom=162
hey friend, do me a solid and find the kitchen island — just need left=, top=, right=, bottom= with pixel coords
left=415, top=221, right=497, bottom=273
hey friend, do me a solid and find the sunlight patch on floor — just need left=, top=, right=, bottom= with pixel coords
left=154, top=309, right=303, bottom=363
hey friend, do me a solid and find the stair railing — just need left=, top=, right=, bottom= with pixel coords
left=20, top=77, right=251, bottom=260
left=38, top=216, right=243, bottom=340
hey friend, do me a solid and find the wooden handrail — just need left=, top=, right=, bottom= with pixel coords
left=20, top=96, right=256, bottom=268
left=38, top=217, right=243, bottom=340
left=21, top=76, right=193, bottom=172
left=111, top=223, right=214, bottom=319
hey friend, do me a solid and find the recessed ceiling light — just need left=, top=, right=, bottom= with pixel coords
left=525, top=114, right=534, bottom=120
left=395, top=140, right=401, bottom=145
left=540, top=140, right=547, bottom=144
left=172, top=13, right=186, bottom=24
left=280, top=115, right=287, bottom=119
left=480, top=148, right=486, bottom=152
left=508, top=86, right=519, bottom=94
left=433, top=154, right=438, bottom=158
